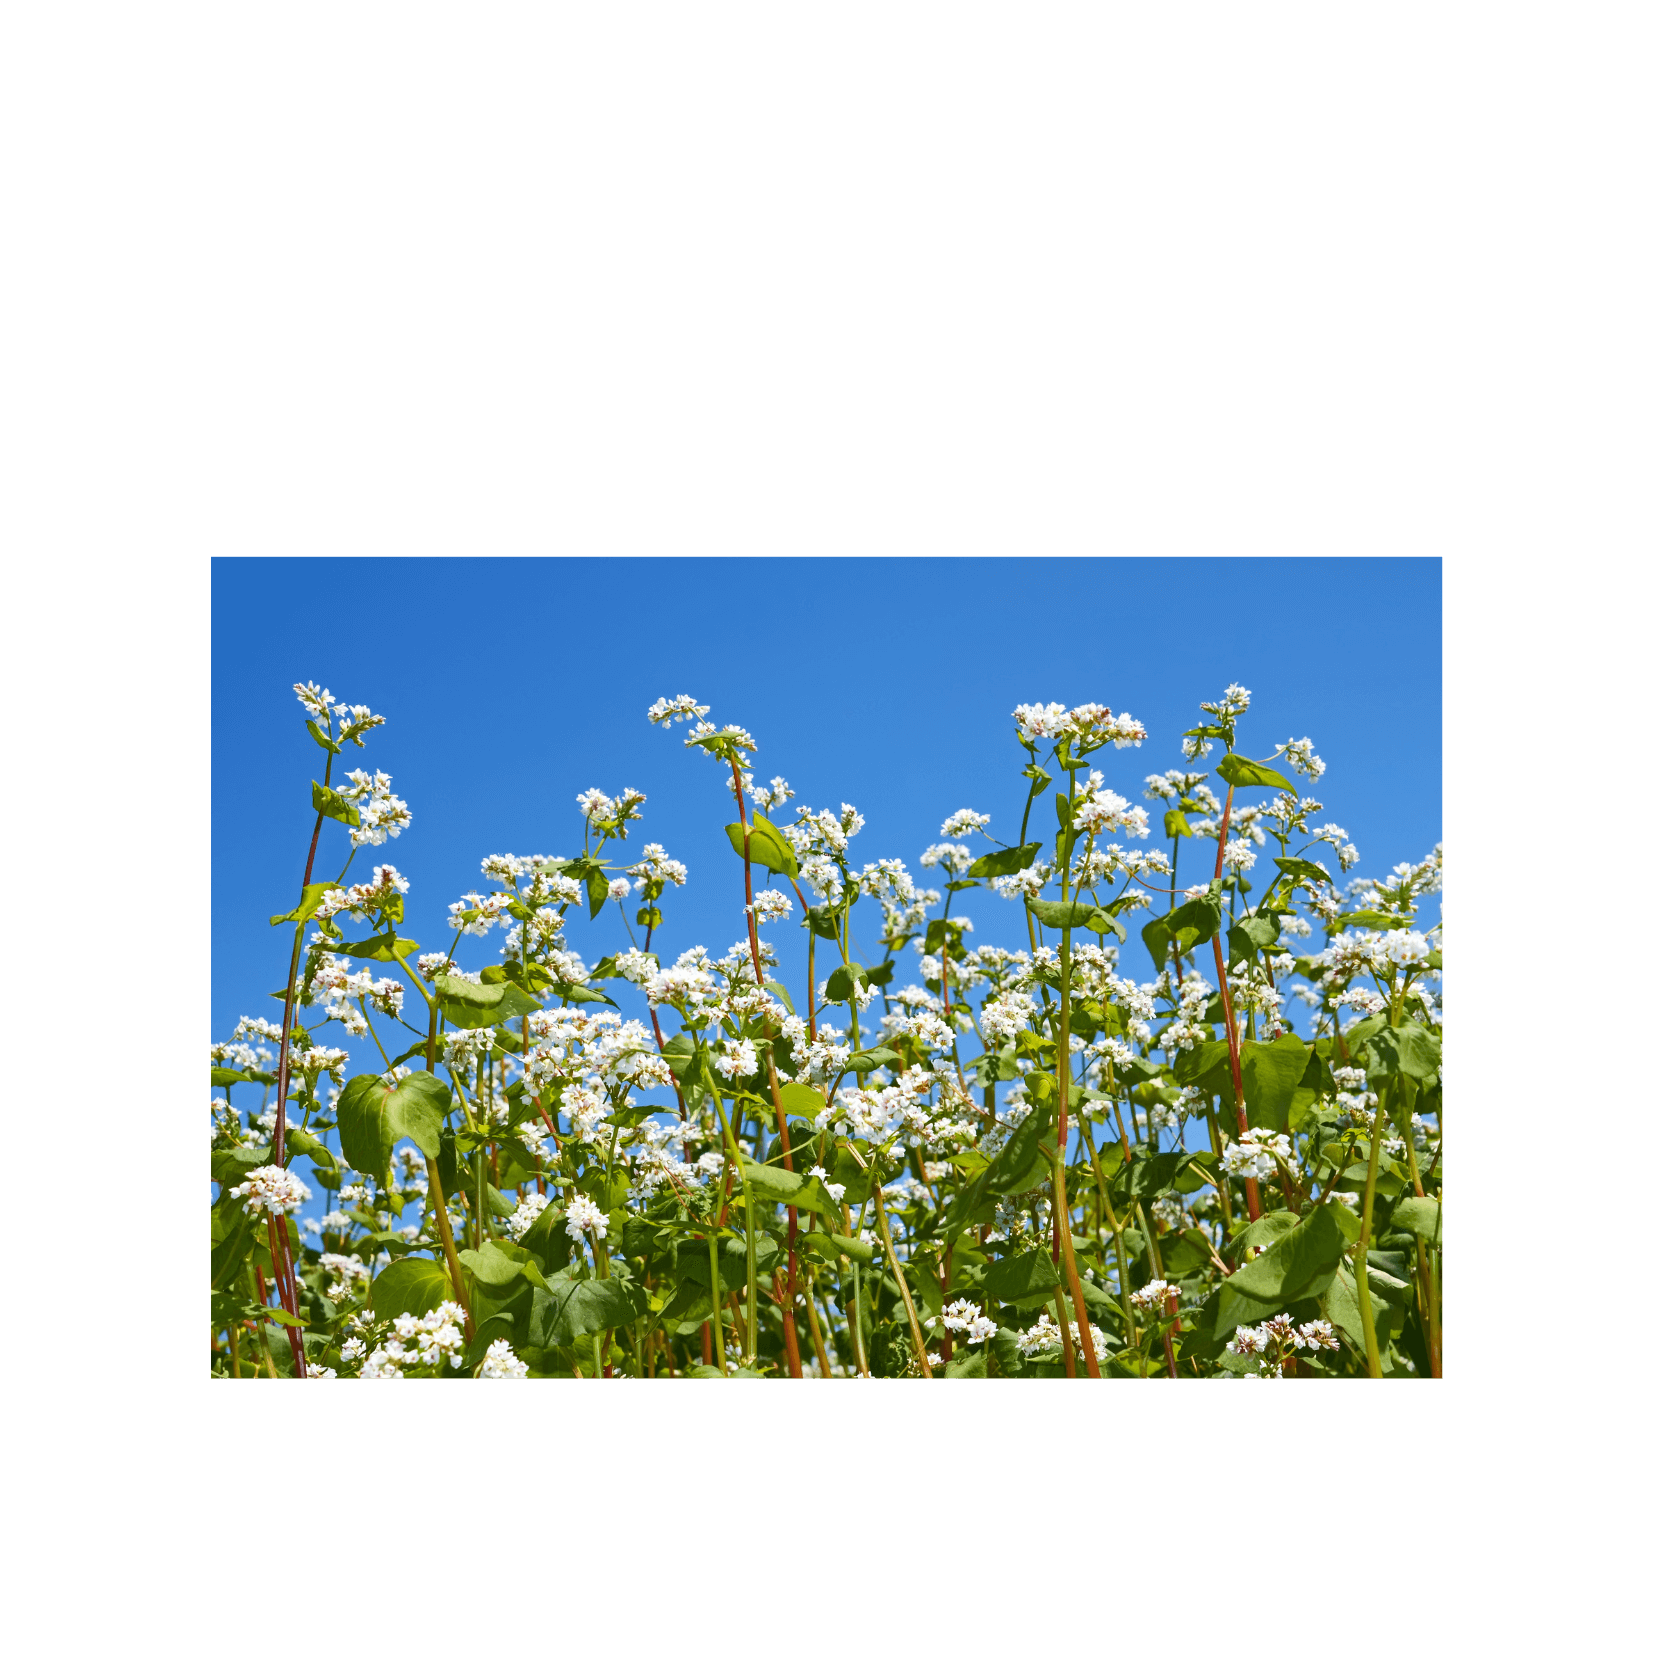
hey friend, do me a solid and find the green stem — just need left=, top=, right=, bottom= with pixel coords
left=1082, top=1123, right=1138, bottom=1349
left=707, top=1230, right=727, bottom=1373
left=872, top=1179, right=932, bottom=1377
left=848, top=1260, right=869, bottom=1376
left=1351, top=1083, right=1389, bottom=1379
left=709, top=1086, right=758, bottom=1363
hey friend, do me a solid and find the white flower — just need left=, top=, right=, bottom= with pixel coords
left=941, top=1298, right=998, bottom=1344
left=808, top=1165, right=848, bottom=1202
left=1383, top=931, right=1433, bottom=969
left=294, top=681, right=336, bottom=720
left=565, top=1193, right=609, bottom=1244
left=508, top=1191, right=550, bottom=1240
left=1294, top=1319, right=1340, bottom=1351
left=477, top=1339, right=530, bottom=1379
left=1012, top=703, right=1074, bottom=741
left=1280, top=737, right=1327, bottom=779
left=229, top=1165, right=312, bottom=1215
left=647, top=693, right=710, bottom=726
left=1130, top=1278, right=1179, bottom=1313
left=714, top=1038, right=759, bottom=1080
left=747, top=889, right=792, bottom=926
left=940, top=808, right=990, bottom=838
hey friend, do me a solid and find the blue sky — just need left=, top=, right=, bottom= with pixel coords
left=212, top=556, right=1440, bottom=1049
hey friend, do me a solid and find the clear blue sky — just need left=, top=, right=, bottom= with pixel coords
left=212, top=557, right=1441, bottom=1045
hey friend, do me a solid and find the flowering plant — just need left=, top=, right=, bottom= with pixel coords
left=212, top=680, right=1441, bottom=1378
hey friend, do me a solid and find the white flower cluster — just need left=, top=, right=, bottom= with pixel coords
left=312, top=959, right=403, bottom=1034
left=316, top=865, right=410, bottom=925
left=229, top=1165, right=312, bottom=1215
left=357, top=1300, right=469, bottom=1378
left=1222, top=1128, right=1292, bottom=1181
left=746, top=889, right=792, bottom=926
left=1073, top=786, right=1151, bottom=840
left=780, top=1015, right=849, bottom=1086
left=476, top=1339, right=529, bottom=1379
left=993, top=861, right=1050, bottom=901
left=630, top=843, right=689, bottom=888
left=1012, top=702, right=1147, bottom=747
left=564, top=1192, right=609, bottom=1245
left=1131, top=1278, right=1180, bottom=1313
left=714, top=1038, right=759, bottom=1079
left=646, top=693, right=710, bottom=726
left=941, top=1298, right=998, bottom=1344
left=940, top=808, right=991, bottom=838
left=1279, top=737, right=1326, bottom=779
left=1226, top=1313, right=1340, bottom=1376
left=507, top=1190, right=549, bottom=1240
left=1015, top=1314, right=1082, bottom=1356
left=338, top=768, right=413, bottom=848
left=318, top=1251, right=370, bottom=1300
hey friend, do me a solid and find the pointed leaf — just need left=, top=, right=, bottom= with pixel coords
left=1225, top=1204, right=1345, bottom=1304
left=336, top=1071, right=449, bottom=1187
left=966, top=842, right=1043, bottom=879
left=1216, top=753, right=1297, bottom=797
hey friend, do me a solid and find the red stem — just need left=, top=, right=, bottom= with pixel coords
left=642, top=919, right=690, bottom=1122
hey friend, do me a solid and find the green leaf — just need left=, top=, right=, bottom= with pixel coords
left=1274, top=856, right=1333, bottom=885
left=458, top=1238, right=548, bottom=1291
left=531, top=1274, right=650, bottom=1346
left=840, top=1044, right=900, bottom=1074
left=802, top=1230, right=877, bottom=1266
left=286, top=1128, right=336, bottom=1171
left=1027, top=897, right=1104, bottom=932
left=1141, top=914, right=1171, bottom=971
left=305, top=718, right=342, bottom=755
left=983, top=1106, right=1053, bottom=1195
left=736, top=1155, right=841, bottom=1219
left=336, top=1071, right=449, bottom=1187
left=724, top=818, right=800, bottom=877
left=558, top=983, right=618, bottom=1007
left=1238, top=1033, right=1313, bottom=1131
left=1085, top=908, right=1127, bottom=941
left=1226, top=913, right=1281, bottom=963
left=1391, top=1195, right=1442, bottom=1245
left=980, top=1248, right=1060, bottom=1308
left=210, top=1066, right=250, bottom=1089
left=1172, top=1038, right=1233, bottom=1096
left=1225, top=1204, right=1346, bottom=1304
left=586, top=867, right=609, bottom=918
left=966, top=842, right=1043, bottom=880
left=269, top=881, right=339, bottom=927
left=433, top=975, right=540, bottom=1029
left=1113, top=1151, right=1189, bottom=1208
left=311, top=780, right=361, bottom=829
left=326, top=932, right=420, bottom=963
left=1165, top=894, right=1222, bottom=948
left=805, top=904, right=841, bottom=941
left=1216, top=753, right=1297, bottom=797
left=1364, top=1024, right=1441, bottom=1084
left=370, top=1257, right=454, bottom=1322
left=1163, top=809, right=1192, bottom=839
left=1337, top=909, right=1412, bottom=931
left=824, top=961, right=868, bottom=1003
left=779, top=1081, right=827, bottom=1121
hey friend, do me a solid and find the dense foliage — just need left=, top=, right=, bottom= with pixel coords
left=211, top=681, right=1442, bottom=1379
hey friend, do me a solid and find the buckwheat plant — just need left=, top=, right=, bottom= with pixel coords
left=211, top=681, right=1442, bottom=1378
